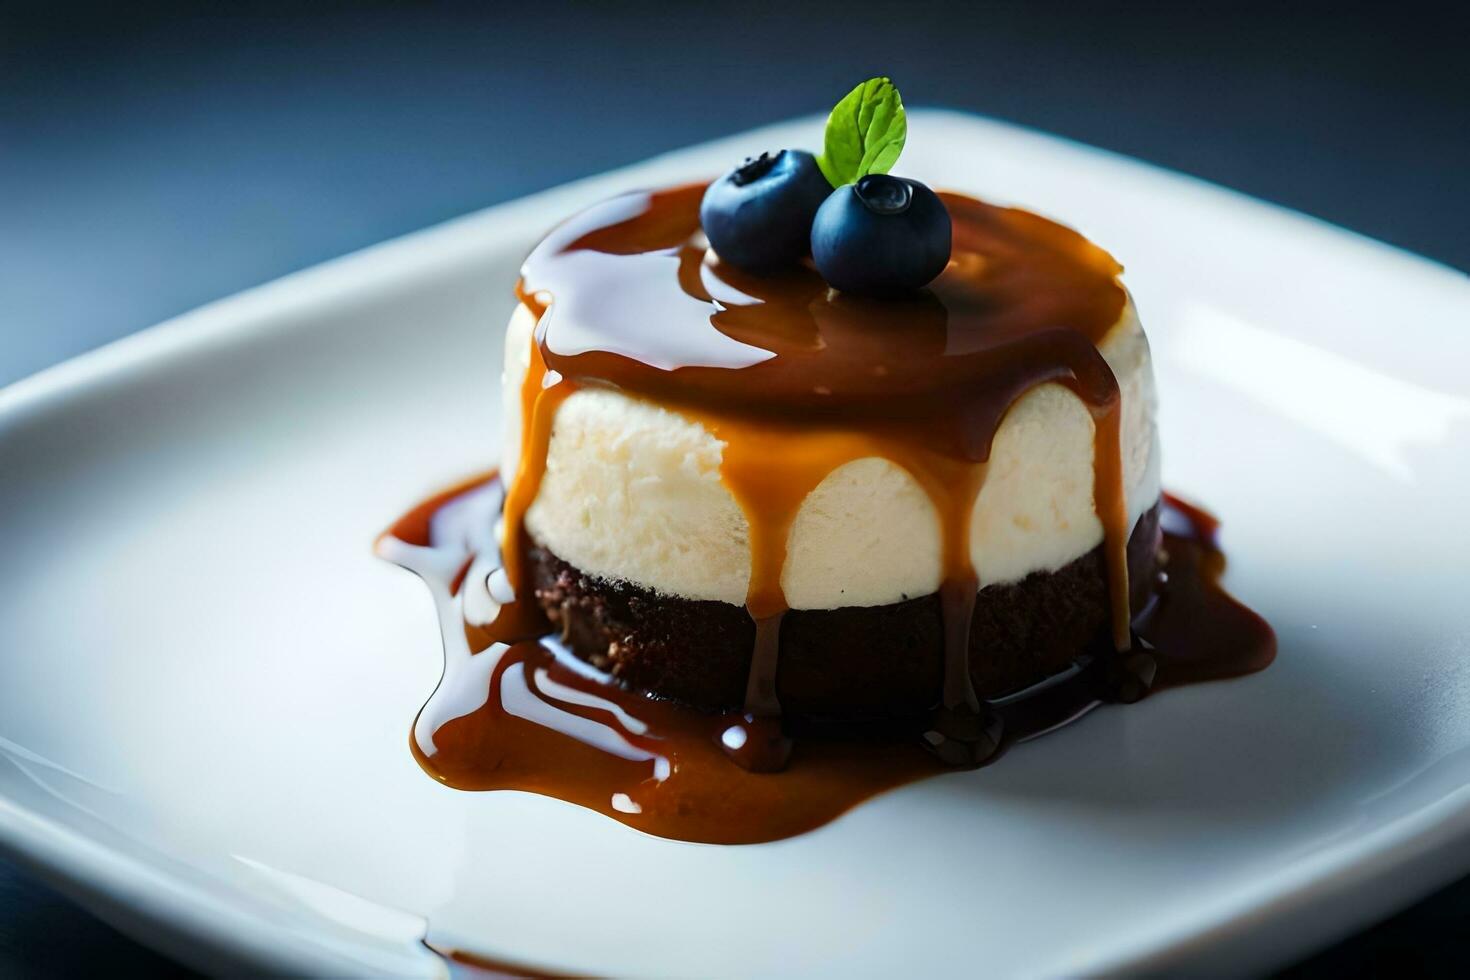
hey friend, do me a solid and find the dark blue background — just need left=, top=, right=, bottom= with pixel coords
left=2, top=1, right=1468, bottom=975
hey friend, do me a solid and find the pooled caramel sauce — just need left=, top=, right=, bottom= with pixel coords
left=377, top=476, right=1274, bottom=845
left=504, top=184, right=1135, bottom=755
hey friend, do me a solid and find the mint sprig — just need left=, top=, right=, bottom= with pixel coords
left=816, top=77, right=908, bottom=188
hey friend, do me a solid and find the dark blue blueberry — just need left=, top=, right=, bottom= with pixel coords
left=810, top=175, right=952, bottom=296
left=699, top=150, right=833, bottom=272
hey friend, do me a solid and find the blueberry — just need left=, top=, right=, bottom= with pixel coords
left=810, top=175, right=952, bottom=296
left=700, top=150, right=833, bottom=272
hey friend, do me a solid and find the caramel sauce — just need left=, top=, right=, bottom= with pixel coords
left=377, top=476, right=1274, bottom=846
left=373, top=182, right=1274, bottom=847
left=508, top=184, right=1133, bottom=752
left=428, top=941, right=572, bottom=979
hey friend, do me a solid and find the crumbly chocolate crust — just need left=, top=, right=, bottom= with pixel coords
left=530, top=502, right=1161, bottom=721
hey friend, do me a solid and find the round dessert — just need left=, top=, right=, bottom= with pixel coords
left=380, top=77, right=1273, bottom=842
left=496, top=183, right=1162, bottom=730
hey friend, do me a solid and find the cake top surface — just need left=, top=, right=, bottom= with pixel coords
left=517, top=182, right=1127, bottom=460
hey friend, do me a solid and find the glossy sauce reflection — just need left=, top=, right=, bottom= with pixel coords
left=378, top=476, right=1274, bottom=846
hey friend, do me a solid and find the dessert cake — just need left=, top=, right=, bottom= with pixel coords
left=502, top=187, right=1160, bottom=725
left=379, top=78, right=1271, bottom=842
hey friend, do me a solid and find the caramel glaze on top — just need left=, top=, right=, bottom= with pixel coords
left=500, top=182, right=1133, bottom=761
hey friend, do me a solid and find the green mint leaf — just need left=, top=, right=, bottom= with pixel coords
left=816, top=77, right=907, bottom=188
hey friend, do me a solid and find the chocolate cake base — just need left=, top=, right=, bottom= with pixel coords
left=529, top=502, right=1161, bottom=722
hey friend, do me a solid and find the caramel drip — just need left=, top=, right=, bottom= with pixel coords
left=712, top=425, right=877, bottom=716
left=426, top=941, right=568, bottom=979
left=492, top=287, right=574, bottom=641
left=911, top=457, right=988, bottom=717
left=501, top=183, right=1137, bottom=739
left=1089, top=398, right=1133, bottom=650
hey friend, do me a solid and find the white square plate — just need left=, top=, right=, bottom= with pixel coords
left=3, top=111, right=1469, bottom=978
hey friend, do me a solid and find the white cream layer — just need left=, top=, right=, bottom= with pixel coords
left=501, top=300, right=1160, bottom=610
